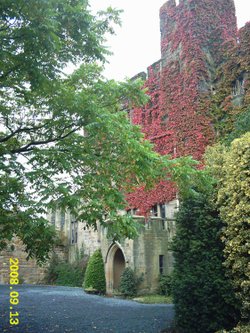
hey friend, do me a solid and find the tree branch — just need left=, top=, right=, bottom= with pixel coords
left=0, top=124, right=47, bottom=143
left=10, top=126, right=81, bottom=154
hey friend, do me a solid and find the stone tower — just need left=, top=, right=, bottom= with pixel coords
left=158, top=0, right=237, bottom=159
left=128, top=0, right=238, bottom=213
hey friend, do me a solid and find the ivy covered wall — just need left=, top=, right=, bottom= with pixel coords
left=127, top=0, right=241, bottom=214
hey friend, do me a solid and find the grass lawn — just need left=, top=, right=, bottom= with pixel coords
left=132, top=294, right=173, bottom=304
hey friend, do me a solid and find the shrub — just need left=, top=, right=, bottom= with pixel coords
left=216, top=133, right=250, bottom=321
left=158, top=274, right=173, bottom=296
left=44, top=253, right=60, bottom=284
left=206, top=134, right=250, bottom=324
left=216, top=323, right=250, bottom=333
left=44, top=251, right=87, bottom=287
left=119, top=267, right=142, bottom=297
left=172, top=192, right=240, bottom=333
left=54, top=262, right=86, bottom=287
left=83, top=249, right=106, bottom=294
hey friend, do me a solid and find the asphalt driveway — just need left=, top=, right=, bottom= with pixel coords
left=0, top=285, right=174, bottom=333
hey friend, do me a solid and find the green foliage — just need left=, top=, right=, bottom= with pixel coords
left=44, top=254, right=60, bottom=284
left=227, top=107, right=250, bottom=144
left=158, top=274, right=173, bottom=296
left=216, top=323, right=250, bottom=333
left=119, top=267, right=142, bottom=297
left=0, top=0, right=185, bottom=261
left=172, top=192, right=239, bottom=333
left=0, top=0, right=122, bottom=262
left=209, top=23, right=250, bottom=143
left=44, top=252, right=87, bottom=287
left=212, top=133, right=250, bottom=321
left=83, top=249, right=106, bottom=294
left=133, top=294, right=173, bottom=304
left=54, top=262, right=85, bottom=287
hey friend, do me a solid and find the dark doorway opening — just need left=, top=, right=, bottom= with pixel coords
left=113, top=248, right=125, bottom=289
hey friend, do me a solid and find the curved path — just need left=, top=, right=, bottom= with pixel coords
left=0, top=285, right=174, bottom=333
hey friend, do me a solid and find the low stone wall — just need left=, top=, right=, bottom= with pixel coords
left=0, top=237, right=68, bottom=285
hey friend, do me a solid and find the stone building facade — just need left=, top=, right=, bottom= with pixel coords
left=1, top=0, right=244, bottom=293
left=48, top=200, right=177, bottom=294
left=46, top=0, right=241, bottom=294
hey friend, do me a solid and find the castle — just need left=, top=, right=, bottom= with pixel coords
left=47, top=0, right=243, bottom=294
left=1, top=0, right=248, bottom=293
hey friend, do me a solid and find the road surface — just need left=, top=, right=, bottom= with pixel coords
left=0, top=285, right=174, bottom=333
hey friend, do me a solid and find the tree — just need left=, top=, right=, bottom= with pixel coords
left=213, top=133, right=250, bottom=322
left=0, top=0, right=195, bottom=263
left=83, top=249, right=106, bottom=294
left=172, top=191, right=239, bottom=333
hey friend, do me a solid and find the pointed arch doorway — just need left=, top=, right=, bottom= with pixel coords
left=105, top=244, right=126, bottom=294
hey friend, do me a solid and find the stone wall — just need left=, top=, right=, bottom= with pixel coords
left=0, top=237, right=68, bottom=285
left=0, top=237, right=46, bottom=284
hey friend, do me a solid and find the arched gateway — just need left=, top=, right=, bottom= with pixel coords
left=105, top=243, right=126, bottom=294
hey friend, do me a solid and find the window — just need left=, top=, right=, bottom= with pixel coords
left=127, top=209, right=132, bottom=215
left=161, top=219, right=166, bottom=230
left=232, top=77, right=245, bottom=96
left=159, top=255, right=164, bottom=275
left=127, top=208, right=138, bottom=216
left=60, top=211, right=65, bottom=230
left=51, top=211, right=56, bottom=225
left=71, top=218, right=78, bottom=244
left=159, top=204, right=166, bottom=219
left=146, top=219, right=151, bottom=230
left=150, top=204, right=158, bottom=217
left=128, top=109, right=134, bottom=123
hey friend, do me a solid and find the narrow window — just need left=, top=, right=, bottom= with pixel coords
left=146, top=220, right=151, bottom=230
left=232, top=77, right=245, bottom=96
left=159, top=255, right=164, bottom=275
left=128, top=109, right=134, bottom=123
left=151, top=204, right=158, bottom=217
left=60, top=211, right=65, bottom=230
left=51, top=211, right=56, bottom=225
left=71, top=221, right=75, bottom=244
left=71, top=217, right=78, bottom=244
left=159, top=204, right=166, bottom=219
left=162, top=220, right=166, bottom=230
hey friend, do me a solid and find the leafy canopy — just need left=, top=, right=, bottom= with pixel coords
left=0, top=0, right=197, bottom=263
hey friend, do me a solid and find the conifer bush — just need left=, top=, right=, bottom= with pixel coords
left=172, top=192, right=239, bottom=333
left=83, top=249, right=106, bottom=294
left=119, top=267, right=139, bottom=297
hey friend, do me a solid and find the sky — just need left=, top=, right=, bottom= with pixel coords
left=89, top=0, right=250, bottom=81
